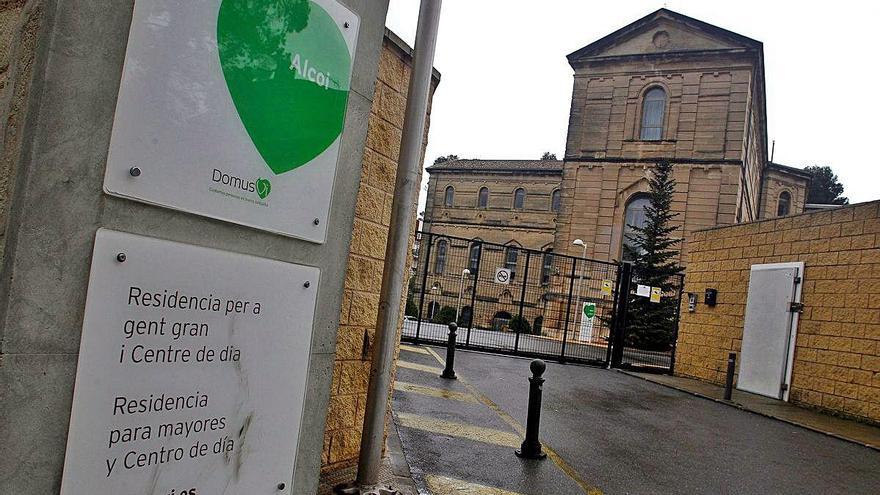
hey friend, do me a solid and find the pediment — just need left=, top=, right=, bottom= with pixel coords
left=568, top=9, right=761, bottom=63
left=617, top=177, right=650, bottom=206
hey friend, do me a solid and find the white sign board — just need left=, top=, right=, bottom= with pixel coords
left=636, top=284, right=651, bottom=297
left=578, top=302, right=596, bottom=342
left=104, top=0, right=360, bottom=243
left=60, top=229, right=320, bottom=494
left=494, top=268, right=512, bottom=285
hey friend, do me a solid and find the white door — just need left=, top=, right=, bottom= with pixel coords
left=737, top=262, right=804, bottom=400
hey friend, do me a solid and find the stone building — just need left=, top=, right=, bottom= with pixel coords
left=422, top=8, right=812, bottom=269
left=418, top=159, right=568, bottom=332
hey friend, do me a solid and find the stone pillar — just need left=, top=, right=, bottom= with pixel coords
left=0, top=1, right=391, bottom=494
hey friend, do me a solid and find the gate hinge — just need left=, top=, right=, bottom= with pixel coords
left=781, top=383, right=788, bottom=392
left=789, top=302, right=804, bottom=313
left=794, top=276, right=802, bottom=284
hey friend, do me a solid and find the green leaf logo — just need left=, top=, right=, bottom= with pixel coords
left=217, top=0, right=352, bottom=175
left=583, top=304, right=596, bottom=318
left=256, top=178, right=272, bottom=199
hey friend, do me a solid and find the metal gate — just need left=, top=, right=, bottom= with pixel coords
left=402, top=232, right=683, bottom=373
left=403, top=232, right=619, bottom=365
left=607, top=262, right=685, bottom=373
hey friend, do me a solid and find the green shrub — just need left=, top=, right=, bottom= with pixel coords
left=508, top=315, right=531, bottom=335
left=432, top=306, right=457, bottom=325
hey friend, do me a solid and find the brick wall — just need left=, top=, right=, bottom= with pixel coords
left=321, top=32, right=438, bottom=472
left=676, top=201, right=880, bottom=423
left=0, top=0, right=43, bottom=265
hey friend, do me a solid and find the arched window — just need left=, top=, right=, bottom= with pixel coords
left=541, top=249, right=554, bottom=285
left=478, top=187, right=489, bottom=208
left=551, top=189, right=562, bottom=212
left=622, top=195, right=650, bottom=261
left=777, top=191, right=791, bottom=217
left=640, top=87, right=666, bottom=141
left=444, top=186, right=454, bottom=207
left=504, top=246, right=519, bottom=280
left=434, top=239, right=448, bottom=274
left=468, top=242, right=482, bottom=272
left=513, top=188, right=526, bottom=210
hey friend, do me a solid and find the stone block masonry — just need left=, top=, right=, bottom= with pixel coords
left=0, top=0, right=43, bottom=265
left=321, top=30, right=439, bottom=473
left=676, top=200, right=880, bottom=424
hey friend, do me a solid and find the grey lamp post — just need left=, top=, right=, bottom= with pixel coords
left=455, top=268, right=471, bottom=324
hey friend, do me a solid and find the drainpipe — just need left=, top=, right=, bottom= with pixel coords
left=342, top=1, right=442, bottom=492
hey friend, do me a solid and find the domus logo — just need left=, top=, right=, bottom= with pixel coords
left=212, top=169, right=271, bottom=199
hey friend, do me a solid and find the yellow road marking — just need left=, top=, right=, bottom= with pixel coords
left=423, top=347, right=603, bottom=495
left=395, top=412, right=521, bottom=448
left=397, top=360, right=443, bottom=374
left=401, top=344, right=430, bottom=355
left=426, top=475, right=525, bottom=495
left=394, top=381, right=479, bottom=403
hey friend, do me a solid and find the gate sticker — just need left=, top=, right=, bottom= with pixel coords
left=494, top=268, right=512, bottom=285
left=601, top=279, right=613, bottom=296
left=650, top=287, right=662, bottom=303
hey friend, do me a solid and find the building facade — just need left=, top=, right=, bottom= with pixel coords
left=422, top=9, right=811, bottom=268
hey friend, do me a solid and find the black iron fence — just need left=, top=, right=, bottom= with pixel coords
left=403, top=232, right=684, bottom=373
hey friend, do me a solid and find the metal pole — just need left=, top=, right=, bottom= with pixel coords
left=515, top=359, right=547, bottom=460
left=441, top=323, right=458, bottom=380
left=572, top=246, right=586, bottom=338
left=415, top=233, right=433, bottom=342
left=465, top=243, right=481, bottom=347
left=668, top=274, right=685, bottom=375
left=559, top=259, right=577, bottom=363
left=610, top=262, right=633, bottom=368
left=350, top=1, right=442, bottom=489
left=605, top=263, right=623, bottom=367
left=514, top=251, right=531, bottom=352
left=456, top=269, right=469, bottom=324
left=724, top=352, right=736, bottom=400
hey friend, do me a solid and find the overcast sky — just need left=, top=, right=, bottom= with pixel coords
left=385, top=0, right=879, bottom=211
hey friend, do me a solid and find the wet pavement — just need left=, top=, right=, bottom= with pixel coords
left=392, top=345, right=880, bottom=494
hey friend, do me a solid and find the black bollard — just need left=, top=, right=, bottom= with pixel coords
left=515, top=359, right=547, bottom=460
left=724, top=352, right=736, bottom=400
left=440, top=322, right=457, bottom=380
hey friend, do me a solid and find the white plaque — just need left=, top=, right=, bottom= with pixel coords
left=636, top=284, right=651, bottom=297
left=60, top=229, right=320, bottom=494
left=104, top=0, right=360, bottom=243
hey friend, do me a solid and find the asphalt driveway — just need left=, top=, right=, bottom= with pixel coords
left=393, top=345, right=880, bottom=494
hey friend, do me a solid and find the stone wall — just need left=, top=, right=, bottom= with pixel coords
left=321, top=31, right=438, bottom=472
left=676, top=201, right=880, bottom=423
left=0, top=1, right=394, bottom=492
left=0, top=0, right=43, bottom=265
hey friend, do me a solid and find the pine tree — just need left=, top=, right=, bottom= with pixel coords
left=622, top=161, right=683, bottom=351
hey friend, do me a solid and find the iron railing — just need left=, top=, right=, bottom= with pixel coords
left=403, top=231, right=685, bottom=374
